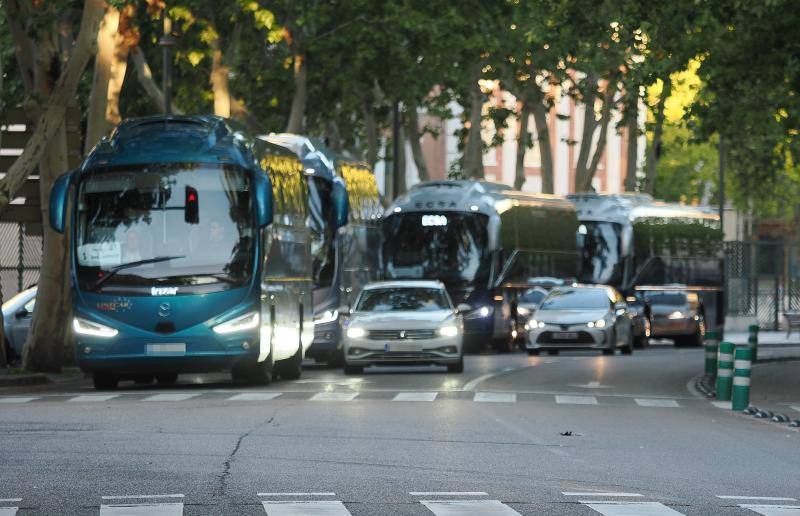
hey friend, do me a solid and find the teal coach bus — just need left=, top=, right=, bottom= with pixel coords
left=49, top=115, right=340, bottom=389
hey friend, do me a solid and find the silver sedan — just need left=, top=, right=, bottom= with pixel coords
left=342, top=281, right=464, bottom=374
left=525, top=285, right=633, bottom=356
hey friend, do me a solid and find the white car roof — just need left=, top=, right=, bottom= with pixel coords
left=362, top=280, right=446, bottom=290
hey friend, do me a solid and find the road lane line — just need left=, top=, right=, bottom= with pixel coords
left=0, top=509, right=17, bottom=516
left=410, top=492, right=488, bottom=496
left=261, top=500, right=352, bottom=515
left=99, top=503, right=184, bottom=515
left=463, top=366, right=530, bottom=391
left=555, top=395, right=598, bottom=405
left=0, top=500, right=22, bottom=503
left=791, top=406, right=800, bottom=414
left=739, top=505, right=800, bottom=515
left=258, top=493, right=336, bottom=497
left=634, top=398, right=680, bottom=408
left=310, top=392, right=358, bottom=402
left=718, top=497, right=797, bottom=501
left=68, top=395, right=119, bottom=403
left=562, top=493, right=643, bottom=497
left=141, top=393, right=199, bottom=402
left=101, top=495, right=185, bottom=500
left=421, top=499, right=522, bottom=515
left=580, top=501, right=685, bottom=515
left=473, top=392, right=516, bottom=403
left=228, top=393, right=283, bottom=401
left=0, top=397, right=38, bottom=403
left=393, top=392, right=438, bottom=402
left=711, top=401, right=732, bottom=409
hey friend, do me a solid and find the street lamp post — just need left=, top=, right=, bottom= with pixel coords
left=159, top=15, right=175, bottom=115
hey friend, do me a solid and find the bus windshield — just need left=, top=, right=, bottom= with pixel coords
left=579, top=221, right=623, bottom=286
left=383, top=212, right=491, bottom=288
left=75, top=164, right=255, bottom=294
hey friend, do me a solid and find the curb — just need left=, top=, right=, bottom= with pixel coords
left=754, top=355, right=800, bottom=364
left=695, top=374, right=716, bottom=398
left=0, top=373, right=49, bottom=387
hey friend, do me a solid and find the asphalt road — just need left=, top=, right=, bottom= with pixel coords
left=1, top=345, right=798, bottom=515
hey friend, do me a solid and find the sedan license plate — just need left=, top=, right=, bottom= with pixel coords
left=385, top=342, right=422, bottom=353
left=551, top=332, right=578, bottom=340
left=146, top=343, right=186, bottom=355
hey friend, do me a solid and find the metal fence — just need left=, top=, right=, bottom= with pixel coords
left=725, top=241, right=800, bottom=329
left=0, top=222, right=42, bottom=302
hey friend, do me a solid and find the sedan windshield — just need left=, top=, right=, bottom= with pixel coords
left=578, top=221, right=623, bottom=286
left=75, top=164, right=255, bottom=294
left=540, top=288, right=611, bottom=310
left=646, top=292, right=688, bottom=306
left=519, top=289, right=546, bottom=305
left=355, top=287, right=451, bottom=312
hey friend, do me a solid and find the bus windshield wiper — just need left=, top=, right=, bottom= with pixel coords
left=93, top=255, right=185, bottom=290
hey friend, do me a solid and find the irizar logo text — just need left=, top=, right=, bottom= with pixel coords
left=151, top=286, right=178, bottom=296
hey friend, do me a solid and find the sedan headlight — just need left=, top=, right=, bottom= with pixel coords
left=517, top=306, right=530, bottom=316
left=587, top=318, right=606, bottom=328
left=73, top=317, right=118, bottom=338
left=314, top=309, right=338, bottom=325
left=438, top=325, right=459, bottom=337
left=667, top=311, right=686, bottom=320
left=346, top=327, right=366, bottom=339
left=213, top=311, right=260, bottom=335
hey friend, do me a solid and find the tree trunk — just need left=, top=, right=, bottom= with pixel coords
left=514, top=99, right=532, bottom=190
left=130, top=46, right=183, bottom=115
left=624, top=97, right=639, bottom=192
left=530, top=96, right=554, bottom=194
left=578, top=83, right=616, bottom=192
left=462, top=69, right=485, bottom=179
left=210, top=41, right=231, bottom=118
left=406, top=106, right=429, bottom=182
left=360, top=93, right=378, bottom=169
left=230, top=97, right=266, bottom=133
left=285, top=52, right=307, bottom=133
left=573, top=76, right=598, bottom=191
left=396, top=117, right=407, bottom=195
left=324, top=120, right=343, bottom=153
left=85, top=6, right=123, bottom=153
left=644, top=76, right=671, bottom=194
left=4, top=1, right=36, bottom=94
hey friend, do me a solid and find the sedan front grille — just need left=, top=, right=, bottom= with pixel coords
left=367, top=329, right=437, bottom=340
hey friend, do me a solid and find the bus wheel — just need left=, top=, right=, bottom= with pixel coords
left=93, top=373, right=118, bottom=391
left=156, top=373, right=178, bottom=386
left=276, top=345, right=303, bottom=380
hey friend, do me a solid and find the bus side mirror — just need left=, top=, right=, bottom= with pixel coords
left=49, top=172, right=72, bottom=234
left=255, top=174, right=273, bottom=228
left=332, top=177, right=349, bottom=229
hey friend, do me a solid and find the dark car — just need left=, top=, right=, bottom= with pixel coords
left=2, top=287, right=37, bottom=363
left=625, top=294, right=651, bottom=348
left=645, top=289, right=705, bottom=347
left=514, top=287, right=549, bottom=342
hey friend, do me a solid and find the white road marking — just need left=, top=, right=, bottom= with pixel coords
left=711, top=401, right=732, bottom=409
left=261, top=500, right=352, bottom=515
left=0, top=509, right=17, bottom=516
left=393, top=392, right=438, bottom=402
left=581, top=501, right=686, bottom=515
left=740, top=505, right=800, bottom=515
left=101, top=495, right=184, bottom=500
left=562, top=493, right=643, bottom=497
left=718, top=497, right=797, bottom=501
left=421, top=499, right=522, bottom=515
left=474, top=392, right=516, bottom=403
left=310, top=392, right=358, bottom=402
left=0, top=397, right=38, bottom=403
left=555, top=395, right=598, bottom=405
left=258, top=493, right=336, bottom=497
left=0, top=500, right=22, bottom=503
left=569, top=381, right=613, bottom=389
left=142, top=393, right=199, bottom=402
left=791, top=406, right=800, bottom=414
left=99, top=502, right=184, bottom=515
left=228, top=392, right=283, bottom=401
left=68, top=395, right=119, bottom=403
left=634, top=398, right=680, bottom=408
left=410, top=492, right=488, bottom=496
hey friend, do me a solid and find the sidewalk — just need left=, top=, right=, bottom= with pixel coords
left=721, top=330, right=800, bottom=362
left=0, top=367, right=85, bottom=390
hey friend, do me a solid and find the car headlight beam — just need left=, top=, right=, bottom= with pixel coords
left=587, top=318, right=606, bottom=328
left=213, top=311, right=260, bottom=335
left=346, top=327, right=366, bottom=339
left=314, top=309, right=338, bottom=325
left=438, top=325, right=459, bottom=337
left=73, top=317, right=118, bottom=338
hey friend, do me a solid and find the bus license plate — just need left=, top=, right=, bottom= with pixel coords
left=551, top=332, right=578, bottom=340
left=386, top=342, right=422, bottom=353
left=146, top=343, right=186, bottom=355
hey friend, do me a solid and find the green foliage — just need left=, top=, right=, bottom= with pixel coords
left=653, top=123, right=718, bottom=204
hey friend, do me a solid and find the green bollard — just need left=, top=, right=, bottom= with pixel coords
left=732, top=347, right=753, bottom=411
left=704, top=329, right=721, bottom=376
left=747, top=324, right=759, bottom=362
left=716, top=341, right=735, bottom=401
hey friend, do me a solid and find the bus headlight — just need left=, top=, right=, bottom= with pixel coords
left=438, top=325, right=459, bottom=337
left=73, top=317, right=118, bottom=338
left=213, top=311, right=260, bottom=335
left=314, top=309, right=338, bottom=325
left=346, top=327, right=366, bottom=339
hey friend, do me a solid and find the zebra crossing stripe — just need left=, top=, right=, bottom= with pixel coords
left=580, top=501, right=685, bottom=515
left=790, top=406, right=800, bottom=414
left=227, top=392, right=283, bottom=401
left=142, top=393, right=199, bottom=402
left=99, top=502, right=183, bottom=515
left=421, top=499, right=522, bottom=516
left=310, top=392, right=358, bottom=401
left=393, top=392, right=438, bottom=402
left=261, top=500, right=352, bottom=515
left=0, top=397, right=38, bottom=403
left=68, top=395, right=119, bottom=403
left=739, top=505, right=800, bottom=515
left=473, top=392, right=516, bottom=403
left=0, top=509, right=17, bottom=516
left=634, top=398, right=680, bottom=408
left=555, top=395, right=598, bottom=405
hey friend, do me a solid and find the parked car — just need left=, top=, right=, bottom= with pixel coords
left=645, top=289, right=705, bottom=347
left=2, top=286, right=37, bottom=362
left=342, top=280, right=464, bottom=374
left=525, top=285, right=633, bottom=355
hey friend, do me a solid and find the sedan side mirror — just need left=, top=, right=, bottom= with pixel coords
left=456, top=303, right=472, bottom=313
left=15, top=308, right=30, bottom=319
left=614, top=302, right=627, bottom=316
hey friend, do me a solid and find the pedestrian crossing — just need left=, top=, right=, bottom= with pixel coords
left=1, top=492, right=798, bottom=515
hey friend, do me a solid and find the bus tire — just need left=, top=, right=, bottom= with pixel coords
left=343, top=364, right=363, bottom=375
left=276, top=345, right=303, bottom=380
left=447, top=357, right=464, bottom=373
left=93, top=372, right=118, bottom=391
left=155, top=373, right=178, bottom=386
